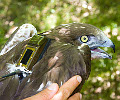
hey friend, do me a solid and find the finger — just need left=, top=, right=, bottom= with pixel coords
left=68, top=93, right=82, bottom=100
left=24, top=83, right=59, bottom=100
left=51, top=75, right=82, bottom=100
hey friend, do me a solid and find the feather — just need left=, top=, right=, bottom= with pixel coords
left=0, top=23, right=114, bottom=100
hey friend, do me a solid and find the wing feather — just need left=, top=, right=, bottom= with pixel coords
left=16, top=42, right=91, bottom=99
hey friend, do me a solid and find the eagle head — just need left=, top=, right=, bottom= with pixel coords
left=47, top=22, right=115, bottom=60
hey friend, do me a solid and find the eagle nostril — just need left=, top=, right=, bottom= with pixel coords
left=102, top=41, right=107, bottom=45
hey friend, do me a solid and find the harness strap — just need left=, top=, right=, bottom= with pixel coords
left=0, top=34, right=51, bottom=79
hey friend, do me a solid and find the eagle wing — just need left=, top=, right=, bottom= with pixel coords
left=0, top=39, right=30, bottom=100
left=0, top=24, right=37, bottom=99
left=15, top=41, right=91, bottom=99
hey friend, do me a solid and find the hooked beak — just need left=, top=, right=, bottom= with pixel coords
left=90, top=37, right=115, bottom=60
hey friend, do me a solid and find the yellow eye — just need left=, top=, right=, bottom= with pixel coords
left=80, top=36, right=88, bottom=43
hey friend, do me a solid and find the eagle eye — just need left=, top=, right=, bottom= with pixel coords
left=80, top=35, right=89, bottom=43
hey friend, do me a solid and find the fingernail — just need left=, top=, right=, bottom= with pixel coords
left=47, top=83, right=57, bottom=91
left=80, top=93, right=82, bottom=99
left=77, top=76, right=82, bottom=83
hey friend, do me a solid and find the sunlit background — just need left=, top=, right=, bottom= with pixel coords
left=0, top=0, right=120, bottom=99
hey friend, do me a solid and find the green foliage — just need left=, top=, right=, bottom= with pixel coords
left=0, top=0, right=120, bottom=99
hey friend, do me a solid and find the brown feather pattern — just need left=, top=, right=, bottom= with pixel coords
left=1, top=23, right=112, bottom=100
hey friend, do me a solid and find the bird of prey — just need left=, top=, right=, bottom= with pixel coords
left=0, top=22, right=115, bottom=100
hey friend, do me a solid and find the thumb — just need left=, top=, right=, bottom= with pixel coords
left=24, top=83, right=59, bottom=100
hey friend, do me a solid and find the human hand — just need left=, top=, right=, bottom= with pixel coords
left=24, top=75, right=82, bottom=100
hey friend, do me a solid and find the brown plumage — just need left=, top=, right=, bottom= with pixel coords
left=0, top=23, right=114, bottom=100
